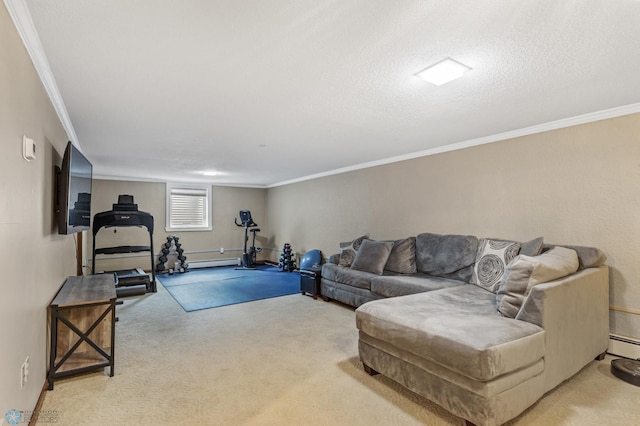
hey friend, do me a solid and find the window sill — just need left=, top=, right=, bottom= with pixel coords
left=165, top=226, right=213, bottom=232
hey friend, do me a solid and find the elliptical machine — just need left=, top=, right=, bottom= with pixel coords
left=234, top=210, right=261, bottom=269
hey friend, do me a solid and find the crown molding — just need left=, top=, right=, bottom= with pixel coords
left=6, top=0, right=639, bottom=187
left=4, top=0, right=80, bottom=149
left=92, top=173, right=267, bottom=189
left=268, top=102, right=640, bottom=188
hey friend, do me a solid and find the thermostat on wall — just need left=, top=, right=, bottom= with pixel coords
left=23, top=135, right=36, bottom=161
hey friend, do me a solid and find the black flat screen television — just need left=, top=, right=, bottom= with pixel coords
left=56, top=141, right=93, bottom=235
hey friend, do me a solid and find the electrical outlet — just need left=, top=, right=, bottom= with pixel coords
left=220, top=247, right=224, bottom=254
left=20, top=356, right=29, bottom=389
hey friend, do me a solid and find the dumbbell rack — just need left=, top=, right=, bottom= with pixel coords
left=155, top=236, right=189, bottom=274
left=278, top=243, right=297, bottom=272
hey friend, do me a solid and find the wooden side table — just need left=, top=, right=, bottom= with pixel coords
left=300, top=266, right=322, bottom=299
left=48, top=274, right=117, bottom=390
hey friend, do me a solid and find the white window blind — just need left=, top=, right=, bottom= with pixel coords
left=166, top=184, right=212, bottom=231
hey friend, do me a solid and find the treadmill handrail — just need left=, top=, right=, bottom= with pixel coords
left=95, top=245, right=152, bottom=255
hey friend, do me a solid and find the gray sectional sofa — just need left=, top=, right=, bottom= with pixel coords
left=320, top=233, right=609, bottom=426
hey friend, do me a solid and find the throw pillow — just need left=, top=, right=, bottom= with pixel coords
left=351, top=239, right=394, bottom=275
left=496, top=246, right=579, bottom=318
left=520, top=237, right=544, bottom=256
left=338, top=234, right=369, bottom=267
left=541, top=244, right=606, bottom=270
left=384, top=237, right=417, bottom=274
left=471, top=238, right=521, bottom=293
left=487, top=236, right=544, bottom=257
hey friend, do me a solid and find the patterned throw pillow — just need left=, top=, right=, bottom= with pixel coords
left=338, top=234, right=369, bottom=267
left=488, top=236, right=544, bottom=257
left=471, top=239, right=521, bottom=292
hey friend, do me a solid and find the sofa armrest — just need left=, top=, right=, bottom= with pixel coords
left=517, top=266, right=609, bottom=391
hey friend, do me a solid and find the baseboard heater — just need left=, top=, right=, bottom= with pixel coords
left=608, top=333, right=640, bottom=359
left=188, top=258, right=240, bottom=269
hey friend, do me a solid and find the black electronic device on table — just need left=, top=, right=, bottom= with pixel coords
left=92, top=195, right=156, bottom=296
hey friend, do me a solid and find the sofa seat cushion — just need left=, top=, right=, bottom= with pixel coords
left=321, top=263, right=381, bottom=290
left=356, top=285, right=545, bottom=381
left=370, top=274, right=465, bottom=298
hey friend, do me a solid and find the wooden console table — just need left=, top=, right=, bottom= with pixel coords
left=48, top=274, right=116, bottom=390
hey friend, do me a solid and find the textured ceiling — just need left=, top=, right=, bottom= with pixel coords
left=13, top=0, right=640, bottom=186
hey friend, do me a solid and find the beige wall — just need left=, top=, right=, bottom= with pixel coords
left=0, top=4, right=76, bottom=416
left=89, top=180, right=268, bottom=272
left=267, top=113, right=640, bottom=339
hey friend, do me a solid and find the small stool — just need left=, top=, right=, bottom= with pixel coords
left=300, top=265, right=322, bottom=299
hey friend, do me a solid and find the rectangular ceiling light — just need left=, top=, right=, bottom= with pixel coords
left=415, top=57, right=472, bottom=86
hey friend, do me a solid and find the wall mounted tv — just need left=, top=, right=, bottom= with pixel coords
left=56, top=141, right=93, bottom=235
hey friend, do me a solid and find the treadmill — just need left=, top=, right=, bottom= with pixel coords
left=92, top=195, right=156, bottom=297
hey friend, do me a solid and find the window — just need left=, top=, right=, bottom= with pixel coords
left=166, top=183, right=212, bottom=231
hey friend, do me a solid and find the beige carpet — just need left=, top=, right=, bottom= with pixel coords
left=38, top=281, right=640, bottom=425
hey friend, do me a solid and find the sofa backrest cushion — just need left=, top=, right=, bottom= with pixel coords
left=351, top=239, right=394, bottom=275
left=415, top=233, right=479, bottom=282
left=496, top=246, right=579, bottom=318
left=384, top=237, right=417, bottom=274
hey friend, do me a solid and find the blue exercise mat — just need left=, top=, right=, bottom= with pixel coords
left=159, top=265, right=300, bottom=312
